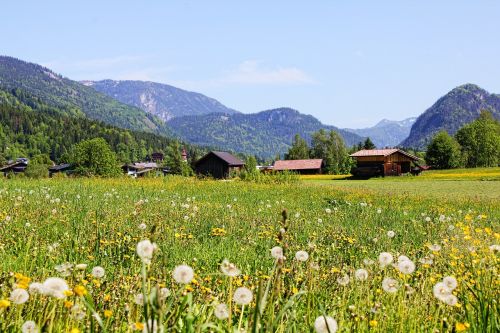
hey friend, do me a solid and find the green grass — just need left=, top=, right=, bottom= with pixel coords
left=0, top=176, right=498, bottom=332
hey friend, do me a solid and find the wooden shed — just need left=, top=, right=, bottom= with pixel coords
left=194, top=151, right=245, bottom=179
left=350, top=149, right=420, bottom=177
left=0, top=158, right=29, bottom=176
left=273, top=159, right=324, bottom=174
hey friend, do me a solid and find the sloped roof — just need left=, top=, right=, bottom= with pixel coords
left=196, top=151, right=245, bottom=166
left=350, top=149, right=419, bottom=161
left=273, top=159, right=323, bottom=171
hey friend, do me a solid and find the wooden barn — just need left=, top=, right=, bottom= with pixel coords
left=0, top=158, right=29, bottom=176
left=273, top=159, right=324, bottom=174
left=194, top=151, right=245, bottom=179
left=350, top=149, right=420, bottom=177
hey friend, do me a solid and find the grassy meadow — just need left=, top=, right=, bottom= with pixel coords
left=0, top=171, right=499, bottom=332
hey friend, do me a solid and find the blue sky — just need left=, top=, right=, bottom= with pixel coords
left=2, top=1, right=500, bottom=127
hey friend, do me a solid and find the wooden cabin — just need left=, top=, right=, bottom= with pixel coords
left=48, top=163, right=73, bottom=177
left=273, top=159, right=324, bottom=174
left=0, top=158, right=29, bottom=176
left=350, top=149, right=420, bottom=177
left=194, top=151, right=245, bottom=179
left=122, top=162, right=160, bottom=178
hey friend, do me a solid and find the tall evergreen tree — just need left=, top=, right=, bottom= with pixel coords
left=285, top=134, right=310, bottom=160
left=363, top=137, right=376, bottom=150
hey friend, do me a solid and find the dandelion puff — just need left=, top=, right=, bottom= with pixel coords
left=21, top=321, right=39, bottom=333
left=142, top=319, right=163, bottom=333
left=378, top=252, right=393, bottom=267
left=172, top=265, right=194, bottom=284
left=138, top=223, right=147, bottom=230
left=387, top=230, right=395, bottom=238
left=397, top=255, right=410, bottom=263
left=363, top=259, right=375, bottom=266
left=489, top=244, right=500, bottom=253
left=214, top=303, right=229, bottom=320
left=442, top=276, right=458, bottom=291
left=336, top=274, right=350, bottom=286
left=41, top=277, right=69, bottom=299
left=28, top=282, right=45, bottom=295
left=295, top=250, right=309, bottom=262
left=233, top=287, right=253, bottom=305
left=270, top=246, right=284, bottom=260
left=71, top=304, right=86, bottom=320
left=91, top=266, right=105, bottom=278
left=354, top=269, right=369, bottom=281
left=136, top=240, right=156, bottom=264
left=433, top=282, right=451, bottom=301
left=9, top=288, right=29, bottom=304
left=442, top=294, right=458, bottom=306
left=382, top=277, right=399, bottom=293
left=75, top=264, right=88, bottom=271
left=397, top=260, right=416, bottom=275
left=159, top=288, right=171, bottom=301
left=428, top=244, right=442, bottom=252
left=220, top=259, right=241, bottom=277
left=314, top=315, right=338, bottom=333
left=134, top=293, right=145, bottom=305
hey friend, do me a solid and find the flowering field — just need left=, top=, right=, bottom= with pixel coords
left=0, top=177, right=498, bottom=332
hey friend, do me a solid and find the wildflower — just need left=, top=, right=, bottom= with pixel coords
left=325, top=208, right=332, bottom=214
left=138, top=223, right=147, bottom=230
left=314, top=315, right=338, bottom=333
left=41, top=277, right=69, bottom=299
left=443, top=294, right=458, bottom=306
left=443, top=276, right=458, bottom=290
left=104, top=310, right=112, bottom=318
left=142, top=319, right=163, bottom=333
left=428, top=244, right=442, bottom=252
left=214, top=303, right=229, bottom=319
left=70, top=304, right=86, bottom=320
left=9, top=288, right=29, bottom=304
left=397, top=259, right=416, bottom=275
left=398, top=255, right=410, bottom=263
left=489, top=244, right=500, bottom=253
left=173, top=265, right=194, bottom=284
left=220, top=259, right=241, bottom=277
left=382, top=277, right=399, bottom=293
left=0, top=299, right=11, bottom=309
left=455, top=322, right=469, bottom=331
left=233, top=287, right=253, bottom=305
left=295, top=250, right=309, bottom=262
left=378, top=252, right=393, bottom=267
left=159, top=288, right=171, bottom=301
left=134, top=293, right=146, bottom=305
left=28, top=282, right=45, bottom=295
left=136, top=239, right=156, bottom=264
left=377, top=208, right=382, bottom=214
left=91, top=266, right=105, bottom=278
left=363, top=259, right=375, bottom=266
left=433, top=282, right=451, bottom=301
left=337, top=274, right=350, bottom=286
left=369, top=320, right=378, bottom=327
left=21, top=321, right=39, bottom=333
left=75, top=264, right=88, bottom=271
left=55, top=263, right=73, bottom=277
left=387, top=230, right=395, bottom=238
left=74, top=285, right=87, bottom=297
left=271, top=246, right=284, bottom=260
left=133, top=322, right=145, bottom=331
left=354, top=269, right=369, bottom=281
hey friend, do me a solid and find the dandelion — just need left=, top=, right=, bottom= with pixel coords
left=214, top=303, right=229, bottom=319
left=10, top=288, right=29, bottom=304
left=337, top=274, right=350, bottom=286
left=325, top=208, right=332, bottom=214
left=354, top=268, right=369, bottom=281
left=138, top=223, right=147, bottom=230
left=489, top=244, right=500, bottom=253
left=0, top=299, right=11, bottom=309
left=295, top=250, right=309, bottom=262
left=220, top=259, right=241, bottom=277
left=363, top=259, right=375, bottom=266
left=233, top=287, right=253, bottom=305
left=397, top=259, right=416, bottom=274
left=41, top=277, right=69, bottom=299
left=387, top=230, right=395, bottom=238
left=433, top=282, right=451, bottom=301
left=314, top=315, right=338, bottom=333
left=70, top=304, right=86, bottom=320
left=442, top=276, right=458, bottom=291
left=443, top=294, right=458, bottom=306
left=136, top=239, right=156, bottom=264
left=428, top=244, right=441, bottom=252
left=172, top=265, right=194, bottom=284
left=159, top=288, right=171, bottom=301
left=135, top=293, right=145, bottom=305
left=91, top=266, right=105, bottom=278
left=21, top=321, right=39, bottom=333
left=382, top=277, right=399, bottom=293
left=28, top=282, right=45, bottom=295
left=271, top=246, right=284, bottom=260
left=75, top=264, right=88, bottom=271
left=378, top=252, right=393, bottom=267
left=142, top=319, right=163, bottom=333
left=74, top=285, right=87, bottom=297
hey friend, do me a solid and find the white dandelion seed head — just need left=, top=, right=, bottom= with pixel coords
left=21, top=321, right=39, bottom=333
left=314, top=315, right=338, bottom=333
left=28, top=282, right=45, bottom=295
left=442, top=294, right=458, bottom=306
left=382, top=277, right=399, bottom=293
left=397, top=260, right=416, bottom=275
left=433, top=282, right=452, bottom=301
left=41, top=277, right=69, bottom=299
left=220, top=259, right=241, bottom=277
left=428, top=244, right=442, bottom=252
left=142, top=319, right=163, bottom=333
left=172, top=265, right=194, bottom=284
left=337, top=274, right=350, bottom=286
left=387, top=230, right=395, bottom=238
left=233, top=287, right=253, bottom=305
left=397, top=255, right=410, bottom=263
left=159, top=288, right=171, bottom=300
left=138, top=223, right=147, bottom=230
left=134, top=293, right=146, bottom=305
left=91, top=266, right=105, bottom=278
left=9, top=288, right=29, bottom=304
left=136, top=239, right=156, bottom=264
left=325, top=208, right=332, bottom=214
left=75, top=263, right=88, bottom=271
left=214, top=303, right=229, bottom=320
left=295, top=250, right=309, bottom=262
left=363, top=259, right=375, bottom=266
left=270, top=246, right=284, bottom=260
left=442, top=276, right=458, bottom=291
left=489, top=244, right=500, bottom=253
left=378, top=252, right=393, bottom=267
left=71, top=304, right=86, bottom=320
left=354, top=268, right=369, bottom=281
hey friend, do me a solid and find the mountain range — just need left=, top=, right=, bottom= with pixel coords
left=344, top=117, right=416, bottom=148
left=401, top=84, right=500, bottom=148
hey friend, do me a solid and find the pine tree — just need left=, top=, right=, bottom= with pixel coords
left=363, top=137, right=376, bottom=150
left=285, top=134, right=310, bottom=160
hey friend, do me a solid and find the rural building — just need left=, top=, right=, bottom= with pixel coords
left=49, top=163, right=73, bottom=177
left=273, top=159, right=324, bottom=174
left=122, top=162, right=161, bottom=178
left=150, top=152, right=164, bottom=162
left=350, top=149, right=420, bottom=177
left=194, top=151, right=245, bottom=179
left=0, top=158, right=29, bottom=176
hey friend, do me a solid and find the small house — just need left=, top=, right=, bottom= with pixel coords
left=350, top=149, right=420, bottom=177
left=151, top=152, right=164, bottom=162
left=194, top=151, right=245, bottom=179
left=122, top=162, right=160, bottom=178
left=0, top=158, right=29, bottom=176
left=49, top=163, right=73, bottom=177
left=273, top=159, right=324, bottom=174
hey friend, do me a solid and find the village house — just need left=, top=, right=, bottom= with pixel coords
left=194, top=151, right=245, bottom=179
left=0, top=158, right=29, bottom=176
left=273, top=159, right=324, bottom=174
left=122, top=162, right=162, bottom=178
left=350, top=149, right=420, bottom=177
left=48, top=163, right=73, bottom=177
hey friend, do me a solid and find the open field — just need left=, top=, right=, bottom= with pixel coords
left=0, top=176, right=498, bottom=332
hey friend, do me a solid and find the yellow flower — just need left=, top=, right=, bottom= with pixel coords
left=455, top=322, right=469, bottom=331
left=74, top=285, right=87, bottom=297
left=64, top=301, right=74, bottom=308
left=0, top=299, right=11, bottom=309
left=69, top=329, right=81, bottom=333
left=64, top=290, right=74, bottom=297
left=104, top=309, right=112, bottom=318
left=134, top=322, right=145, bottom=330
left=369, top=320, right=378, bottom=327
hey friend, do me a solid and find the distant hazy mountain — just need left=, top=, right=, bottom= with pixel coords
left=402, top=84, right=500, bottom=148
left=345, top=117, right=416, bottom=148
left=169, top=107, right=365, bottom=158
left=0, top=56, right=168, bottom=135
left=84, top=79, right=239, bottom=121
